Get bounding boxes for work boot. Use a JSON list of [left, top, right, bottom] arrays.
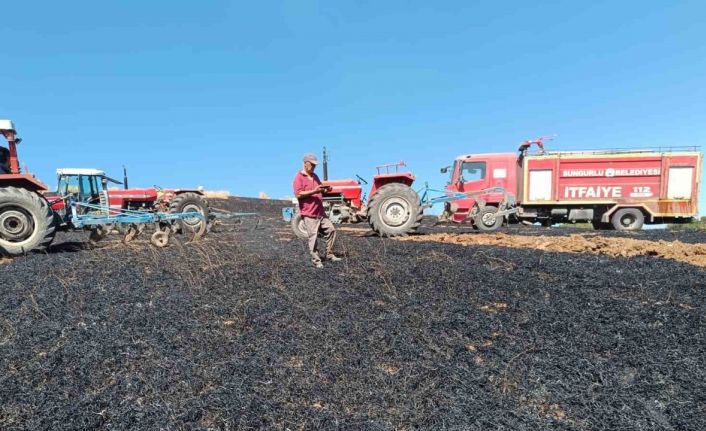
[[326, 254, 342, 262]]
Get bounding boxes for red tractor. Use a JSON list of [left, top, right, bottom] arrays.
[[289, 159, 424, 237], [46, 168, 210, 235], [0, 120, 57, 255]]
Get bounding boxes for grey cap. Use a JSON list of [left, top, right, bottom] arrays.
[[303, 153, 318, 164]]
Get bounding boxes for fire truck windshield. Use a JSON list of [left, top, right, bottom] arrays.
[[461, 161, 486, 183]]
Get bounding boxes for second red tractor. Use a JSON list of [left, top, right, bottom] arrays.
[[290, 160, 424, 238]]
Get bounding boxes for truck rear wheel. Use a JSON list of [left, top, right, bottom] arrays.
[[367, 183, 423, 237], [474, 205, 503, 232], [169, 192, 210, 234], [0, 187, 57, 255], [611, 208, 644, 231]]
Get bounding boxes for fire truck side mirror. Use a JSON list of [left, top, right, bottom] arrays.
[[440, 166, 449, 174]]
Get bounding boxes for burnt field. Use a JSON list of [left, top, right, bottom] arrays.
[[1, 197, 705, 430]]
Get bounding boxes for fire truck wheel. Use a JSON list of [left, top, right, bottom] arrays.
[[611, 208, 644, 231], [291, 212, 311, 239], [169, 192, 210, 234], [367, 183, 423, 237], [474, 205, 503, 232], [0, 187, 57, 256]]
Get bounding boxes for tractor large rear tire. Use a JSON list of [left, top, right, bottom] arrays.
[[367, 183, 423, 237], [0, 187, 57, 256], [169, 192, 210, 234]]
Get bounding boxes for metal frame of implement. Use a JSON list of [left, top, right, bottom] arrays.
[[418, 184, 519, 220], [69, 202, 260, 248], [70, 201, 205, 228], [70, 202, 259, 228]]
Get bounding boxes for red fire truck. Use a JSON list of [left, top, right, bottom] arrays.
[[444, 138, 702, 230]]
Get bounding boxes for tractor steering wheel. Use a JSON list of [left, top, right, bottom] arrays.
[[356, 174, 368, 185]]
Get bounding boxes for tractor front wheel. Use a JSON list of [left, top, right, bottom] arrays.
[[0, 187, 57, 256], [291, 212, 309, 239], [367, 183, 423, 237], [169, 193, 210, 235]]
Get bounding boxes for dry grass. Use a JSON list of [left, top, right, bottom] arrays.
[[203, 190, 230, 199]]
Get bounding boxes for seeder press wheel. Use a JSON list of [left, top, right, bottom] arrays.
[[148, 218, 205, 248], [150, 229, 169, 247]]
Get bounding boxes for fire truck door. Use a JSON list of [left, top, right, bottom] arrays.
[[528, 169, 553, 201], [667, 167, 694, 199]]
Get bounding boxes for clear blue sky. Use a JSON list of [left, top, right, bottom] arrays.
[[2, 1, 705, 211]]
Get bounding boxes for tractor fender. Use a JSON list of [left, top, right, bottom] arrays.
[[172, 189, 205, 195], [0, 174, 49, 192], [369, 172, 415, 199], [163, 189, 205, 202]]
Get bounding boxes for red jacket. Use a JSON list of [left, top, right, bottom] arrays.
[[292, 171, 326, 218]]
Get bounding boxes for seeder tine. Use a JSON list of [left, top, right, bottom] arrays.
[[188, 222, 207, 243], [122, 224, 144, 243], [88, 226, 108, 247]]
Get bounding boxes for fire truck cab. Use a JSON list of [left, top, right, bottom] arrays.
[[444, 153, 518, 224]]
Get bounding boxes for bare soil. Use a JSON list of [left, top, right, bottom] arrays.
[[398, 232, 706, 267]]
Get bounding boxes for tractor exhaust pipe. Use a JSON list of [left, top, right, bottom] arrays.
[[322, 146, 329, 181], [123, 165, 129, 189]]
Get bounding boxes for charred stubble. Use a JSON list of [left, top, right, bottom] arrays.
[[0, 198, 704, 430]]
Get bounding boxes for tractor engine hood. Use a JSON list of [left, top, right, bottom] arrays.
[[107, 188, 159, 200]]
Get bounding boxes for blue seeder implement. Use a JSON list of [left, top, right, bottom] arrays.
[[70, 201, 259, 247], [70, 202, 205, 228]]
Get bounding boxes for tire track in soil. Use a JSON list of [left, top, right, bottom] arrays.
[[397, 232, 706, 267]]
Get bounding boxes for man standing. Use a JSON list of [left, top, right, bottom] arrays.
[[292, 153, 342, 268]]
